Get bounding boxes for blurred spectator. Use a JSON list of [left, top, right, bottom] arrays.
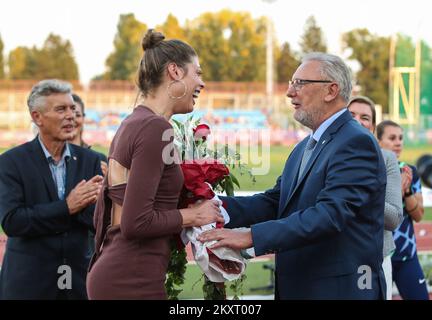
[[348, 96, 403, 300], [377, 120, 429, 300], [71, 93, 108, 257], [70, 93, 107, 177]]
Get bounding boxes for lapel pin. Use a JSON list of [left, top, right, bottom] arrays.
[[322, 140, 326, 144], [73, 156, 77, 161]]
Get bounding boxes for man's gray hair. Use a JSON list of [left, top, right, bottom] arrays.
[[27, 79, 72, 112], [302, 52, 352, 102]]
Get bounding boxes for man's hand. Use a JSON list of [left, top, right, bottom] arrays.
[[197, 228, 253, 250], [66, 175, 103, 215]]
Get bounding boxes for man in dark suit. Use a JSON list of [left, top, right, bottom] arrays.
[[198, 53, 387, 299], [0, 79, 103, 299]]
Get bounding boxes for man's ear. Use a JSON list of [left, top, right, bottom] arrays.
[[167, 62, 184, 80], [324, 83, 340, 102], [31, 110, 43, 127]]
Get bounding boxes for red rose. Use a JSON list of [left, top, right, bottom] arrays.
[[198, 160, 230, 185], [193, 124, 211, 141], [180, 159, 229, 204]]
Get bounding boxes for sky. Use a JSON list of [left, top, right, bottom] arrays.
[[0, 0, 430, 83]]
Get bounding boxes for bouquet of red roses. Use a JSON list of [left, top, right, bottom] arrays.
[[167, 118, 248, 300]]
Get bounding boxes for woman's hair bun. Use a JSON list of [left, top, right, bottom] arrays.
[[142, 29, 165, 50]]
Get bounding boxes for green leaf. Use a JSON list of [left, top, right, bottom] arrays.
[[165, 240, 187, 300], [224, 176, 234, 196], [203, 277, 226, 300], [230, 172, 240, 188]]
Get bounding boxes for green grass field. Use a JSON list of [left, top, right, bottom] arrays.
[[178, 260, 275, 299]]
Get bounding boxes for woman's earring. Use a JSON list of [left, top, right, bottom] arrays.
[[167, 80, 187, 99]]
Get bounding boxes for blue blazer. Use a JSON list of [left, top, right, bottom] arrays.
[[224, 110, 387, 299], [0, 137, 103, 299]]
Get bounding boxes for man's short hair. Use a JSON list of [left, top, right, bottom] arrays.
[[302, 52, 352, 102], [27, 79, 72, 112], [348, 95, 376, 127], [72, 93, 85, 115], [376, 120, 402, 141]]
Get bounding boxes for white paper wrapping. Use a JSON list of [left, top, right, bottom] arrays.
[[180, 194, 247, 282]]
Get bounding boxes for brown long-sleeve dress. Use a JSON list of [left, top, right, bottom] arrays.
[[87, 105, 184, 299]]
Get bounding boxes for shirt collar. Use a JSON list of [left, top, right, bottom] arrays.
[[312, 108, 347, 143], [38, 135, 71, 164]]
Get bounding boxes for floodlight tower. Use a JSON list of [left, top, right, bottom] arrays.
[[262, 0, 276, 112]]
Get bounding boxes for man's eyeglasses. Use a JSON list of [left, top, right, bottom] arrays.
[[288, 79, 333, 91]]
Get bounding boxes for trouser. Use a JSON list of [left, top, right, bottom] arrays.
[[392, 254, 429, 300]]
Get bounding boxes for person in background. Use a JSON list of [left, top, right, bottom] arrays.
[[376, 120, 429, 300], [70, 93, 107, 176], [348, 96, 403, 299], [0, 79, 103, 299], [69, 93, 108, 257]]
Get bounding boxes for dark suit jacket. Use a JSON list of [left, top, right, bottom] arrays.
[[0, 137, 103, 299], [224, 110, 387, 299]]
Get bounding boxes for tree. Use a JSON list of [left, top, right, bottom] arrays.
[[299, 16, 327, 54], [103, 13, 147, 80], [157, 14, 186, 41], [39, 33, 79, 80], [8, 34, 79, 80], [342, 28, 390, 111], [8, 46, 37, 79], [0, 34, 4, 79], [276, 42, 300, 83], [186, 10, 267, 81]]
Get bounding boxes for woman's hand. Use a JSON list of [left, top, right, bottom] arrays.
[[180, 199, 224, 227], [401, 166, 413, 196]]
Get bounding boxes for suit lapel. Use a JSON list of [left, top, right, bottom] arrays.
[[285, 139, 307, 200], [294, 134, 331, 189], [30, 137, 59, 201], [279, 110, 353, 217], [66, 145, 78, 195], [278, 135, 331, 217]]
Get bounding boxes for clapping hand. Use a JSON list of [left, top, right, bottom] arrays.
[[66, 175, 103, 214], [401, 165, 413, 196]]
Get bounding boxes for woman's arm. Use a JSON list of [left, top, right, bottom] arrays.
[[405, 192, 424, 222]]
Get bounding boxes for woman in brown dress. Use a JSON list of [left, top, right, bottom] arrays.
[[86, 29, 224, 299]]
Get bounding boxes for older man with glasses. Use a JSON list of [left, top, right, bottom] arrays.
[[199, 52, 387, 300]]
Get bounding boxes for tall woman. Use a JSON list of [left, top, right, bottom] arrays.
[[377, 120, 429, 300], [87, 29, 223, 299]]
